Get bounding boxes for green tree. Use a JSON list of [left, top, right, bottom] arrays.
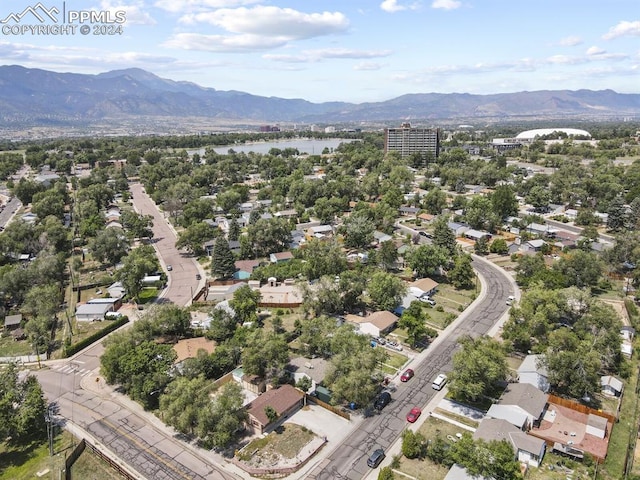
[[198, 381, 247, 449], [473, 236, 489, 255], [490, 185, 519, 220], [211, 236, 236, 279], [401, 429, 425, 459], [206, 307, 238, 342], [89, 227, 130, 266], [121, 210, 154, 239], [449, 253, 475, 289], [607, 195, 628, 232], [406, 244, 449, 278], [432, 216, 457, 256], [398, 301, 434, 347], [422, 188, 448, 215], [340, 210, 375, 249], [489, 238, 509, 254], [448, 335, 508, 402], [115, 245, 157, 301], [160, 376, 212, 435], [264, 405, 279, 424], [378, 240, 398, 271], [176, 221, 219, 256], [378, 467, 395, 480], [229, 284, 261, 325], [241, 330, 289, 382], [367, 271, 406, 311], [301, 239, 347, 280]]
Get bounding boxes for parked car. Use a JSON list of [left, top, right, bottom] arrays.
[[406, 407, 422, 423], [432, 373, 448, 390], [166, 264, 173, 271], [367, 448, 385, 468], [372, 336, 386, 345], [419, 296, 436, 306], [196, 273, 202, 280], [374, 391, 391, 411], [506, 295, 515, 305], [400, 368, 414, 382]]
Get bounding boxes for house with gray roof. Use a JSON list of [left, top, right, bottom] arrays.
[[601, 375, 624, 397], [498, 383, 548, 428], [474, 418, 547, 467], [517, 354, 550, 393]]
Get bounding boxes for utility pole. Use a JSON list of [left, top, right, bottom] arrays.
[[44, 405, 54, 456]]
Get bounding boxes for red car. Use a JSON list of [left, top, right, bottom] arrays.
[[406, 407, 422, 423], [400, 368, 414, 382]]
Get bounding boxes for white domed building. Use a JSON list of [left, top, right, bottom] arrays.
[[515, 128, 591, 142]]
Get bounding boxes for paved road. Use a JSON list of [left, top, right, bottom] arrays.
[[35, 342, 239, 480], [307, 256, 515, 480], [129, 182, 203, 305], [33, 186, 237, 480]]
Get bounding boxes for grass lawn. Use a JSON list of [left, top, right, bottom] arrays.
[[396, 416, 468, 480], [70, 445, 128, 480], [138, 287, 159, 303], [432, 407, 479, 429], [526, 452, 593, 480], [0, 430, 89, 480], [236, 424, 316, 463], [600, 359, 639, 480], [0, 334, 33, 357]]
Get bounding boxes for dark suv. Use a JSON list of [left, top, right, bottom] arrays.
[[367, 448, 385, 468], [374, 391, 391, 411]]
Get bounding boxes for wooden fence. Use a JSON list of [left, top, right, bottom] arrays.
[[547, 394, 617, 423], [306, 395, 351, 420], [65, 439, 138, 480]]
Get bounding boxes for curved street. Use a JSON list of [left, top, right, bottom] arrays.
[[35, 185, 516, 480], [306, 256, 516, 480]]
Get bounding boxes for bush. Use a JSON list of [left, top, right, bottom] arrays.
[[401, 429, 425, 459], [378, 467, 394, 480]]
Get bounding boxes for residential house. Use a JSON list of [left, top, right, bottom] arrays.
[[447, 222, 469, 237], [464, 229, 492, 242], [270, 251, 294, 263], [417, 212, 435, 223], [410, 278, 439, 297], [245, 384, 304, 434], [517, 354, 550, 393], [523, 239, 546, 252], [87, 297, 122, 311], [3, 313, 22, 330], [525, 223, 558, 238], [259, 278, 302, 307], [75, 303, 114, 322], [307, 224, 333, 240], [621, 326, 635, 342], [107, 281, 126, 299], [206, 283, 245, 302], [234, 259, 261, 280], [497, 383, 548, 428], [601, 375, 624, 397], [474, 418, 547, 467], [286, 356, 329, 392], [345, 311, 398, 337], [275, 209, 298, 219], [373, 231, 393, 245], [399, 206, 420, 217]]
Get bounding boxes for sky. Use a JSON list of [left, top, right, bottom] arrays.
[[0, 0, 638, 103]]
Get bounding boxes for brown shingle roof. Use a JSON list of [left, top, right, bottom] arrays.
[[246, 384, 303, 427]]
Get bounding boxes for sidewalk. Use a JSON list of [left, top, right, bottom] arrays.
[[79, 368, 246, 480]]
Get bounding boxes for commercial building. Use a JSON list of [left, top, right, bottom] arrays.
[[384, 123, 440, 159]]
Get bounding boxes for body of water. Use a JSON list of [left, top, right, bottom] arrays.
[[188, 138, 356, 156]]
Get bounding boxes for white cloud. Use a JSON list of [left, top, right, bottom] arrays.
[[354, 62, 383, 71], [263, 48, 391, 63], [380, 0, 421, 13], [179, 6, 349, 39], [380, 0, 406, 13], [98, 0, 156, 25], [586, 46, 606, 56], [558, 35, 582, 47], [431, 0, 461, 10], [153, 0, 259, 14], [545, 55, 586, 65], [162, 32, 288, 52], [602, 20, 640, 40]]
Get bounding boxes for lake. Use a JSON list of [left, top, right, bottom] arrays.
[[188, 138, 357, 156]]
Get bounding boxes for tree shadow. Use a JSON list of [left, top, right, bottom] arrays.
[[0, 439, 45, 476]]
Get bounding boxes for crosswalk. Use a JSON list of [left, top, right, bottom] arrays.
[[52, 363, 94, 377]]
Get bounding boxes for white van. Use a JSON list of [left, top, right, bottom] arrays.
[[105, 312, 123, 320], [432, 373, 448, 390]]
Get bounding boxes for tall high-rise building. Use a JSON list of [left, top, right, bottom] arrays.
[[384, 122, 440, 159]]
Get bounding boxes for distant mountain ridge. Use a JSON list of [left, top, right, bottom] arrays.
[[1, 65, 639, 127]]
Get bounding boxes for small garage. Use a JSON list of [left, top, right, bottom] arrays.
[[586, 413, 608, 439]]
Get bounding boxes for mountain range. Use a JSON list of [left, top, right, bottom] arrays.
[[1, 65, 639, 128]]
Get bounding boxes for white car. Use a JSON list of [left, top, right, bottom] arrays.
[[506, 295, 515, 306], [419, 296, 436, 306]]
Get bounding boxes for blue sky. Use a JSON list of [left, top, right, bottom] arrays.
[[0, 0, 638, 103]]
